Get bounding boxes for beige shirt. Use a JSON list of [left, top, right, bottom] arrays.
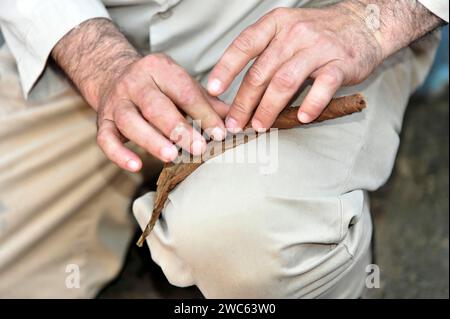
[[0, 0, 448, 100]]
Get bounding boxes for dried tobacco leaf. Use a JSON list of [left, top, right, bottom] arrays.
[[137, 93, 366, 246]]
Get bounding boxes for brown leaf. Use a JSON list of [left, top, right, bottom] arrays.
[[136, 93, 366, 246]]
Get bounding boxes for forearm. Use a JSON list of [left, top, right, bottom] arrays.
[[343, 0, 445, 60], [51, 18, 141, 110]]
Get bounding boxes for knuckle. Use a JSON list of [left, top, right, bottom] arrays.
[[140, 97, 167, 121], [245, 65, 267, 87], [289, 22, 322, 43], [143, 53, 175, 70], [272, 71, 296, 91], [290, 22, 308, 36], [96, 130, 108, 147], [315, 36, 335, 52], [232, 99, 251, 116], [115, 82, 128, 96], [202, 113, 221, 128], [233, 32, 254, 55], [153, 52, 168, 59], [120, 74, 138, 93], [320, 72, 340, 88], [271, 7, 288, 18], [140, 104, 156, 121], [256, 104, 274, 121], [177, 81, 198, 106], [306, 95, 327, 113], [114, 107, 132, 128], [329, 64, 345, 77], [133, 89, 148, 105], [120, 74, 132, 88], [215, 61, 233, 77], [142, 55, 157, 68], [143, 53, 164, 66]]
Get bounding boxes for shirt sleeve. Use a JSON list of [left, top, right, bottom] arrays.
[[0, 0, 110, 98], [418, 0, 449, 23]]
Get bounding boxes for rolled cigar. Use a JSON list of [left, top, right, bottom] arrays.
[[271, 93, 366, 128], [136, 93, 366, 247]]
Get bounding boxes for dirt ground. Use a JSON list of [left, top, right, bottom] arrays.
[[98, 90, 449, 299]]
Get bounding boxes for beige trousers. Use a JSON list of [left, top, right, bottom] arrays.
[[133, 41, 438, 298], [0, 29, 439, 298]]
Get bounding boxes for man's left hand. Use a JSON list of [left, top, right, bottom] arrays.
[[207, 3, 382, 131]]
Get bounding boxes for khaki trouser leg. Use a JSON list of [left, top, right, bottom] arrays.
[[0, 46, 142, 298], [134, 39, 439, 298]]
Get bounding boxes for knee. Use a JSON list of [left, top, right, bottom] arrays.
[[163, 183, 369, 297], [163, 181, 278, 297], [134, 157, 370, 298]]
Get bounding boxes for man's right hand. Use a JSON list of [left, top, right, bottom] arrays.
[[52, 19, 227, 172], [96, 53, 228, 171]]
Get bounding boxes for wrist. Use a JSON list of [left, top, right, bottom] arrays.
[[84, 51, 141, 110], [335, 1, 384, 63], [52, 18, 141, 110], [342, 0, 444, 61]]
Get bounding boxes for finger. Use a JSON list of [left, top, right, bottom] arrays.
[[113, 100, 179, 162], [251, 50, 322, 130], [207, 15, 277, 96], [96, 119, 143, 172], [132, 87, 207, 155], [298, 65, 344, 123], [203, 91, 230, 119], [225, 40, 296, 132], [152, 60, 226, 141]]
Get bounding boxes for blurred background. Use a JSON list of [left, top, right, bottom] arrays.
[[0, 25, 448, 299]]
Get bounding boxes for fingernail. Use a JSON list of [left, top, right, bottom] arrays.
[[170, 123, 188, 142], [225, 116, 241, 133], [208, 79, 222, 95], [210, 126, 226, 141], [127, 159, 140, 171], [160, 145, 178, 161], [252, 119, 267, 133], [191, 140, 206, 156], [298, 111, 312, 123]]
